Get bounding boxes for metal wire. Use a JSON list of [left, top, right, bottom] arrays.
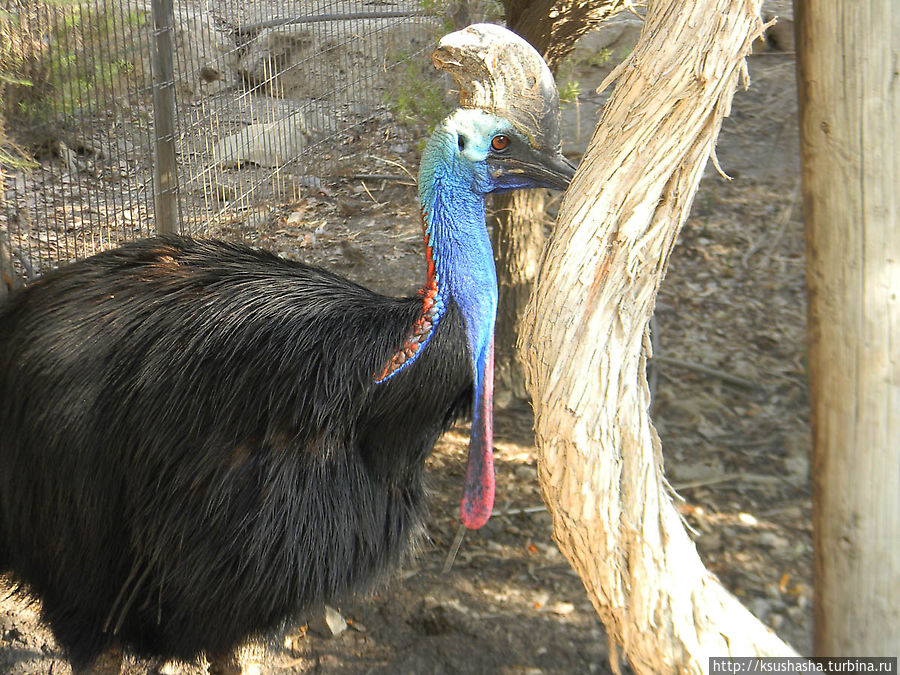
[[1, 0, 497, 284]]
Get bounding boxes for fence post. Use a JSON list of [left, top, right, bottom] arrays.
[[150, 0, 179, 234]]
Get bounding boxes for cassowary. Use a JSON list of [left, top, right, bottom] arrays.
[[0, 25, 573, 674]]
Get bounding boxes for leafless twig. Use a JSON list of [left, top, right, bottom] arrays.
[[237, 10, 437, 36], [653, 354, 758, 390], [441, 524, 467, 574]]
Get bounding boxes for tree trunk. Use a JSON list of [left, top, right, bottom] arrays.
[[492, 0, 624, 403], [795, 0, 900, 656], [520, 0, 798, 671], [492, 190, 548, 404], [503, 0, 625, 65]]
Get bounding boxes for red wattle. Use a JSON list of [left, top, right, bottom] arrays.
[[460, 338, 495, 529]]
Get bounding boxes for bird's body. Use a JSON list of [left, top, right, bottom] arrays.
[[0, 107, 573, 669], [0, 236, 472, 664]]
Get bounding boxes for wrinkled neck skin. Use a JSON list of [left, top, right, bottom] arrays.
[[376, 122, 496, 529]]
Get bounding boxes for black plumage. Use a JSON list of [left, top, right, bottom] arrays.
[[0, 236, 472, 666]]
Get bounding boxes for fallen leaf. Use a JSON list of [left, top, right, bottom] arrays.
[[778, 572, 790, 593]]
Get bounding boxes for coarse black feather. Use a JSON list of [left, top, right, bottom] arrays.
[[0, 235, 473, 665]]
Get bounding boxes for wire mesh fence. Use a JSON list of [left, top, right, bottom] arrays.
[[1, 0, 158, 285], [0, 0, 498, 291]]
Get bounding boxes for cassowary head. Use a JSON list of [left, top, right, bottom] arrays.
[[421, 108, 574, 196], [424, 21, 575, 201], [432, 22, 571, 172]]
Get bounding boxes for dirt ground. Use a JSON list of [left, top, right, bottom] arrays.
[[0, 12, 811, 675]]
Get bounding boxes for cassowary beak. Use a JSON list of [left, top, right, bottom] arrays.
[[542, 153, 578, 190], [508, 151, 577, 191]]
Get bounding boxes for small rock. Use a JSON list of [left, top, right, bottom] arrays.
[[787, 605, 806, 622], [697, 531, 722, 552], [730, 358, 760, 382], [738, 512, 759, 526], [530, 510, 553, 526], [324, 605, 347, 637], [749, 597, 770, 621], [286, 211, 305, 226], [784, 453, 808, 481], [412, 598, 473, 636], [672, 460, 722, 484], [758, 531, 790, 549], [308, 604, 347, 638], [212, 113, 309, 169], [400, 568, 420, 581], [767, 595, 786, 610], [514, 464, 537, 480]]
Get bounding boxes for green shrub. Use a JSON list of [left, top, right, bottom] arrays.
[[384, 51, 450, 134], [1, 1, 147, 152]]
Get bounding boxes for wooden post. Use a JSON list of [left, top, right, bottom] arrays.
[[795, 0, 900, 656], [150, 0, 178, 234], [0, 234, 23, 300]]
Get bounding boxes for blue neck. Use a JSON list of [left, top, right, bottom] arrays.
[[418, 136, 498, 379], [370, 113, 501, 528], [418, 126, 497, 529], [372, 124, 498, 384]]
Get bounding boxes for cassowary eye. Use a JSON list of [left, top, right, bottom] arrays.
[[458, 135, 466, 151], [491, 135, 511, 152]]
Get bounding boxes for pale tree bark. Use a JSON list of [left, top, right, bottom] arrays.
[[519, 0, 798, 671], [492, 0, 624, 403], [503, 0, 627, 65], [795, 1, 900, 657]]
